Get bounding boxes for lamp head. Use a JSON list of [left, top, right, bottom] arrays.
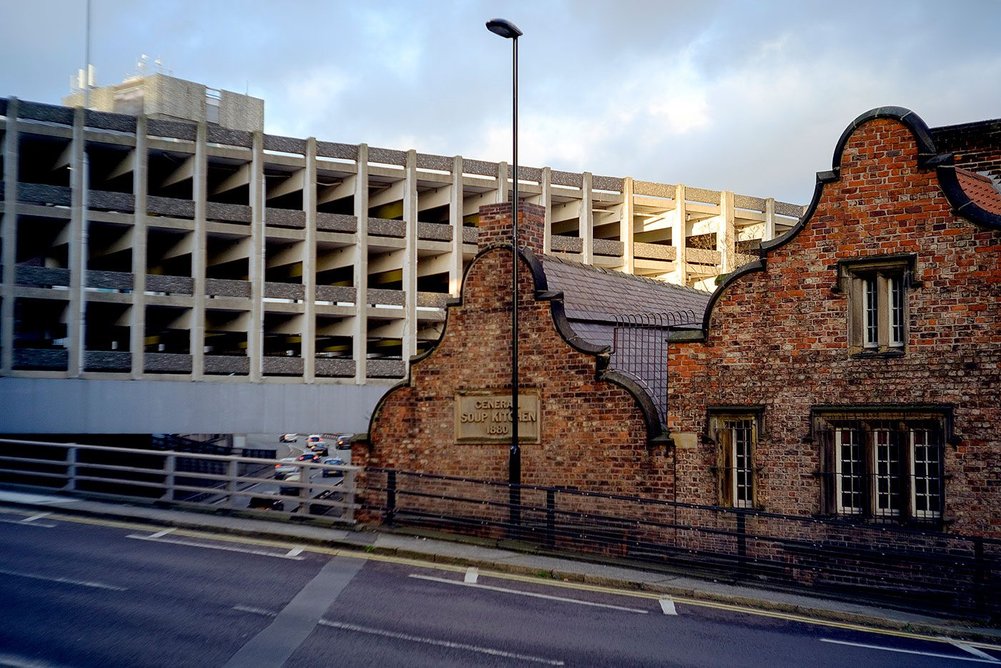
[[486, 18, 523, 39]]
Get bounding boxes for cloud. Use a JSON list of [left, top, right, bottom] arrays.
[[268, 66, 354, 139]]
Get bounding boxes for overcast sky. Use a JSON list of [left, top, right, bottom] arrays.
[[2, 0, 1000, 205]]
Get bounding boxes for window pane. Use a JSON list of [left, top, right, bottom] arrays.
[[864, 278, 878, 348], [889, 276, 904, 347], [730, 419, 754, 508], [836, 429, 863, 515], [911, 429, 942, 518], [873, 428, 902, 517]]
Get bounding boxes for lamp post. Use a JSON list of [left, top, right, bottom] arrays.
[[486, 17, 523, 531]]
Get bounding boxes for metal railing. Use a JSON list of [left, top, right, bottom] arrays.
[[3, 437, 997, 619], [367, 467, 1001, 620], [0, 438, 359, 524]]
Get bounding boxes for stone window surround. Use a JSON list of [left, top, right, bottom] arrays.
[[706, 406, 763, 509], [836, 253, 917, 357], [811, 405, 952, 526]]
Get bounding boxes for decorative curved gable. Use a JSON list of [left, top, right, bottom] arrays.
[[688, 106, 1001, 341], [368, 242, 669, 446]]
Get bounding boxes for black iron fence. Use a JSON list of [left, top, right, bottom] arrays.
[[365, 467, 1001, 620]]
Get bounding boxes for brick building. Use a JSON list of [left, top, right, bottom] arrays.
[[357, 202, 709, 499], [667, 107, 1001, 539]]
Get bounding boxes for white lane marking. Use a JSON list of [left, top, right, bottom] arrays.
[[464, 567, 479, 584], [821, 639, 1000, 664], [125, 534, 304, 560], [286, 546, 304, 558], [0, 567, 127, 591], [951, 641, 1001, 663], [0, 517, 57, 528], [148, 528, 176, 539], [233, 605, 278, 617], [659, 597, 678, 615], [21, 512, 52, 523], [409, 574, 648, 614], [318, 619, 564, 666], [0, 652, 66, 668]]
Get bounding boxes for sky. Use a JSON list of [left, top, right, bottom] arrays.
[[2, 0, 1000, 206]]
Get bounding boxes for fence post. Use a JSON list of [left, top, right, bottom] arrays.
[[344, 468, 357, 524], [63, 445, 77, 492], [162, 453, 176, 502], [226, 457, 239, 510], [386, 469, 397, 526], [736, 510, 747, 574], [546, 489, 556, 549]]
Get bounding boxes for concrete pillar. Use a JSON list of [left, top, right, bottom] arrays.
[[402, 149, 418, 362], [580, 172, 594, 265], [130, 115, 149, 378], [620, 177, 635, 274], [248, 131, 265, 382], [68, 108, 88, 377], [1, 98, 18, 374], [718, 190, 735, 273], [496, 161, 508, 204], [764, 197, 776, 242], [541, 167, 552, 255], [191, 122, 208, 379], [672, 184, 688, 286], [448, 155, 464, 297], [352, 144, 370, 384], [303, 137, 318, 381]]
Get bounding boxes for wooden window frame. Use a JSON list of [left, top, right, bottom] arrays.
[[814, 406, 948, 526], [837, 254, 916, 357], [708, 408, 762, 509]]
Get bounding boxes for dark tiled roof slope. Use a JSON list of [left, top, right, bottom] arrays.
[[540, 255, 711, 324]]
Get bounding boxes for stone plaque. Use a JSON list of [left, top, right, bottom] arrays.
[[455, 392, 540, 443]]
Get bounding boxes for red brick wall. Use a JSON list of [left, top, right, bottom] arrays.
[[360, 207, 673, 502], [668, 115, 1001, 538]]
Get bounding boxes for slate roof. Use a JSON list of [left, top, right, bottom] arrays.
[[540, 255, 711, 325], [957, 168, 1001, 215], [539, 256, 712, 427]]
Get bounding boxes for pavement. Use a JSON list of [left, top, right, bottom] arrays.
[[3, 488, 1000, 646]]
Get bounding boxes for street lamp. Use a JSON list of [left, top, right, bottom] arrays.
[[486, 17, 523, 531]]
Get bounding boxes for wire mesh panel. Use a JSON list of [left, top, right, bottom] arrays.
[[611, 310, 699, 426]]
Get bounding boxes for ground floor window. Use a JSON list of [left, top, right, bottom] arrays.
[[815, 408, 947, 524], [709, 410, 760, 508]]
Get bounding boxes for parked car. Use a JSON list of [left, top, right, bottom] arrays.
[[274, 457, 298, 480], [321, 457, 344, 478], [280, 433, 298, 443]]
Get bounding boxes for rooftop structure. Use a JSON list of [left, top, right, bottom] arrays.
[[64, 72, 263, 132]]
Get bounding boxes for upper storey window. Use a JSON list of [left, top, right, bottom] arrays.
[[839, 255, 916, 356]]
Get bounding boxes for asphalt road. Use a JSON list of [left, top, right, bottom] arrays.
[[1, 510, 998, 667]]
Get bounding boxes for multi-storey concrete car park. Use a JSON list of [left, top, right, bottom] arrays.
[[0, 74, 801, 434]]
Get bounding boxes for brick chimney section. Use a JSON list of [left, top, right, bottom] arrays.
[[477, 202, 545, 255]]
